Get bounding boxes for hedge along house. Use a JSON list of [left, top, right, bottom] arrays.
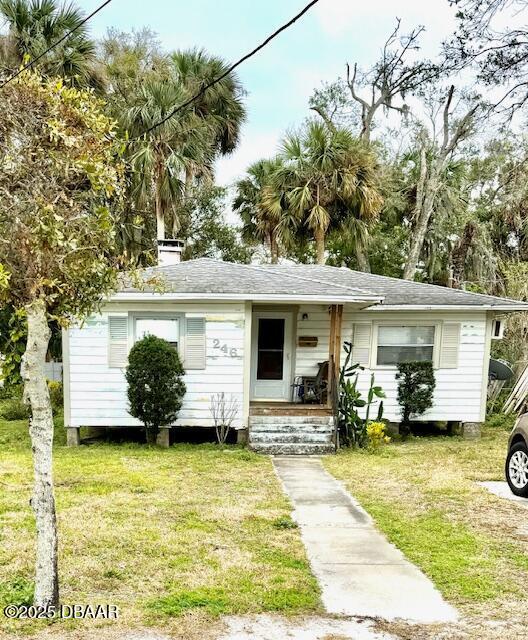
[[63, 246, 528, 453]]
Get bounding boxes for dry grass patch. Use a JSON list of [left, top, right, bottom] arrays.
[[324, 423, 528, 634], [0, 419, 320, 637]]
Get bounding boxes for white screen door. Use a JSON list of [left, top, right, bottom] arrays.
[[250, 312, 292, 400]]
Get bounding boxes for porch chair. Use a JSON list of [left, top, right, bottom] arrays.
[[291, 360, 328, 404]]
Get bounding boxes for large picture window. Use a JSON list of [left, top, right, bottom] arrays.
[[135, 317, 180, 350], [376, 325, 435, 366]]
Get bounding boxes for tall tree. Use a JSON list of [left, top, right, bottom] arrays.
[[123, 76, 212, 243], [116, 46, 246, 248], [234, 158, 288, 263], [448, 0, 528, 117], [0, 71, 124, 606], [171, 48, 246, 164], [0, 0, 101, 87], [272, 121, 383, 265], [179, 186, 253, 263], [402, 86, 479, 280], [310, 20, 441, 142]]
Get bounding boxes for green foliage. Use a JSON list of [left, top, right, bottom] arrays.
[[235, 122, 384, 265], [0, 0, 99, 88], [179, 187, 253, 263], [0, 306, 26, 386], [272, 515, 298, 530], [0, 576, 34, 607], [338, 341, 385, 448], [147, 586, 230, 617], [126, 335, 186, 444], [0, 396, 29, 421], [47, 380, 63, 413], [0, 71, 125, 318], [396, 361, 436, 435], [485, 412, 516, 431]]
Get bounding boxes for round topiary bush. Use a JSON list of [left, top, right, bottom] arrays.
[[125, 335, 186, 445]]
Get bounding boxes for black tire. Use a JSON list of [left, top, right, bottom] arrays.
[[505, 442, 528, 498]]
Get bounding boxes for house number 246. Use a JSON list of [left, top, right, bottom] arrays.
[[213, 339, 239, 358]]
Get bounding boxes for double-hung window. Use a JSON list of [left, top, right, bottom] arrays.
[[376, 325, 435, 366]]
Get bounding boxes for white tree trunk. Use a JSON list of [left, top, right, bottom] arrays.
[[403, 156, 442, 281], [21, 300, 59, 607]]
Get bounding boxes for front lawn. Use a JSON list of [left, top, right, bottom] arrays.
[[324, 422, 528, 629], [0, 419, 320, 638]]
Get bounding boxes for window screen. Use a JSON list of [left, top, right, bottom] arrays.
[[377, 325, 435, 366]]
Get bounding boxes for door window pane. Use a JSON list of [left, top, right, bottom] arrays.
[[257, 318, 285, 380], [377, 325, 435, 365], [136, 318, 179, 349]]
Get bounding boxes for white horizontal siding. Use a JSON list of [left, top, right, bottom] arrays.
[[67, 303, 245, 428], [295, 305, 335, 377], [292, 306, 489, 423], [344, 311, 489, 422]]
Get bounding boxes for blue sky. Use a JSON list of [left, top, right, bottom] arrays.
[[81, 0, 459, 185]]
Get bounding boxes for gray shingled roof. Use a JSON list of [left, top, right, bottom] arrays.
[[259, 264, 528, 309], [118, 258, 381, 302], [116, 258, 528, 309]]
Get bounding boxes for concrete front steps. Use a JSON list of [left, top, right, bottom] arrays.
[[249, 415, 335, 455]]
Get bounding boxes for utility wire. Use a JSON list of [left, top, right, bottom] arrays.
[[131, 0, 321, 140], [0, 0, 113, 89]]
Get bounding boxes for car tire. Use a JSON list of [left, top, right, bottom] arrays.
[[506, 442, 528, 497]]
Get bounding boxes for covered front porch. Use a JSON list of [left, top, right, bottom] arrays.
[[246, 303, 345, 408], [245, 302, 346, 454]]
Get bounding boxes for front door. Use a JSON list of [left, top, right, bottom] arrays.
[[250, 312, 293, 401]]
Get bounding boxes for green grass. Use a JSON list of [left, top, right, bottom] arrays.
[[0, 418, 320, 637], [324, 422, 528, 620]]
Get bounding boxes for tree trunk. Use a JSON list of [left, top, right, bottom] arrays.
[[449, 221, 478, 289], [146, 427, 158, 446], [403, 144, 429, 281], [155, 157, 165, 242], [403, 153, 442, 281], [355, 246, 371, 273], [314, 227, 326, 265], [270, 234, 279, 264], [21, 300, 59, 607]]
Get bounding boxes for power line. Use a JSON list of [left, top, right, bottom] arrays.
[[0, 0, 113, 90], [131, 0, 321, 140]]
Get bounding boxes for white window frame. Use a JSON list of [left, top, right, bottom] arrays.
[[371, 321, 441, 370], [131, 312, 185, 358]]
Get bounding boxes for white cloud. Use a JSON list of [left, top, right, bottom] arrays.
[[314, 0, 457, 47], [215, 130, 281, 188]]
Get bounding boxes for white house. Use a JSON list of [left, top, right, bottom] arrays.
[[63, 246, 528, 453]]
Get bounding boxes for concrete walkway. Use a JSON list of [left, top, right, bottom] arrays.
[[273, 456, 458, 624], [478, 481, 528, 508]]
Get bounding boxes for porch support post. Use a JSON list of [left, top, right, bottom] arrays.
[[242, 301, 252, 430], [327, 304, 343, 407]]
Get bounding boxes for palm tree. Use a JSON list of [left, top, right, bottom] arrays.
[[170, 49, 246, 195], [124, 78, 214, 242], [0, 0, 100, 87], [274, 121, 383, 265], [234, 158, 289, 264], [119, 49, 246, 246]]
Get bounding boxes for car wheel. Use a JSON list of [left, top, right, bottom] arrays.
[[506, 442, 528, 497]]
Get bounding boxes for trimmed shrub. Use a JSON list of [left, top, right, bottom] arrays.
[[126, 335, 186, 445], [396, 361, 436, 437]]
